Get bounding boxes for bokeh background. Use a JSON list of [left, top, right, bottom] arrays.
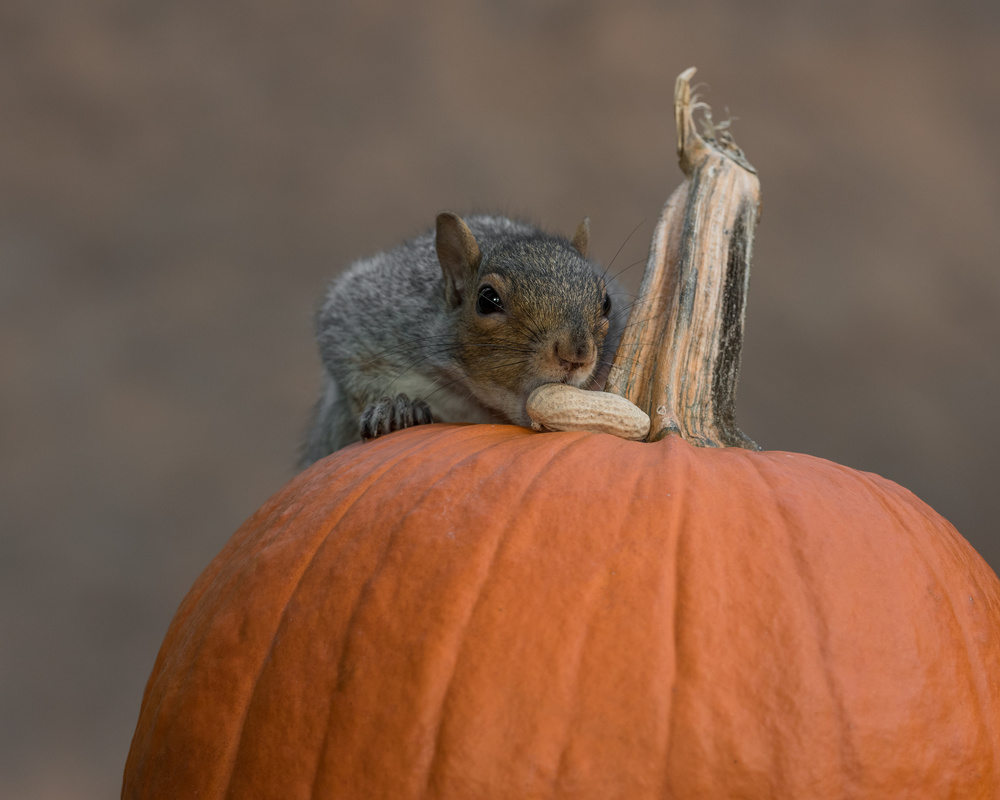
[[2, 0, 998, 796]]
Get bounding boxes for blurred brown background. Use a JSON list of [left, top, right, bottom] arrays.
[[1, 0, 997, 797]]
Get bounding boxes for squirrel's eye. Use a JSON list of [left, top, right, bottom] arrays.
[[476, 285, 504, 315], [602, 293, 612, 317]]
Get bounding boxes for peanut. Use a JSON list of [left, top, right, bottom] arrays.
[[526, 384, 650, 440]]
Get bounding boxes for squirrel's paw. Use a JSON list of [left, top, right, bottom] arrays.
[[360, 393, 434, 441]]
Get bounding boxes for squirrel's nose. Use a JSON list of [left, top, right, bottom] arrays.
[[554, 334, 596, 371]]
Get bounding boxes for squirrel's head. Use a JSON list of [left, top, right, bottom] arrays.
[[436, 211, 626, 426]]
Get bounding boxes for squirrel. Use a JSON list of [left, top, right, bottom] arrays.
[[300, 212, 627, 464]]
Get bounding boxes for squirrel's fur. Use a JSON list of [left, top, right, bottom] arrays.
[[301, 213, 626, 464]]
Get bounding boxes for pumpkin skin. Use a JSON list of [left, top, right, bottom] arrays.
[[123, 424, 1000, 799]]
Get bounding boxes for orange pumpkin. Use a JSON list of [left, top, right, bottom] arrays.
[[123, 70, 1000, 798], [123, 423, 1000, 799]]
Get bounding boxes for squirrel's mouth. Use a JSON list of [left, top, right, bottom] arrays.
[[478, 364, 600, 428], [562, 364, 598, 389]]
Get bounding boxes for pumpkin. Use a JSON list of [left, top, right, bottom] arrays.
[[123, 70, 1000, 798], [123, 424, 1000, 798]]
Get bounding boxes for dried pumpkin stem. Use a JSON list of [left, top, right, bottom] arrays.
[[606, 67, 761, 450]]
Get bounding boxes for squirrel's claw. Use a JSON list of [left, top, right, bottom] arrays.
[[360, 394, 434, 441]]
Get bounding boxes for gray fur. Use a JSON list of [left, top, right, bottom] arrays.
[[301, 214, 626, 465]]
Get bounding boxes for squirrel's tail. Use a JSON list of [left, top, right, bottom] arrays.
[[299, 374, 358, 467]]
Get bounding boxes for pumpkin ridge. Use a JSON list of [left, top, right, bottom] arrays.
[[299, 428, 515, 799], [856, 466, 999, 590], [576, 435, 683, 798], [530, 433, 652, 795], [128, 498, 325, 800], [418, 430, 596, 797], [549, 567, 612, 794], [661, 444, 871, 795], [662, 439, 748, 794], [212, 427, 455, 799], [840, 465, 1000, 787], [651, 439, 688, 799], [216, 542, 317, 800], [296, 426, 566, 797], [755, 456, 861, 793], [124, 477, 329, 796]]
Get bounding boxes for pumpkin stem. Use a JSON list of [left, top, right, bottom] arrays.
[[606, 67, 761, 450]]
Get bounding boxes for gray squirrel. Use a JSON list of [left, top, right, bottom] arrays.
[[301, 212, 627, 464]]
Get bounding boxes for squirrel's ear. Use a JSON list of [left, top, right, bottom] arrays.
[[436, 212, 481, 309], [571, 217, 590, 258]]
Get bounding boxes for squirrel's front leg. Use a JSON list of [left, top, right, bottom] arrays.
[[359, 393, 434, 441]]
